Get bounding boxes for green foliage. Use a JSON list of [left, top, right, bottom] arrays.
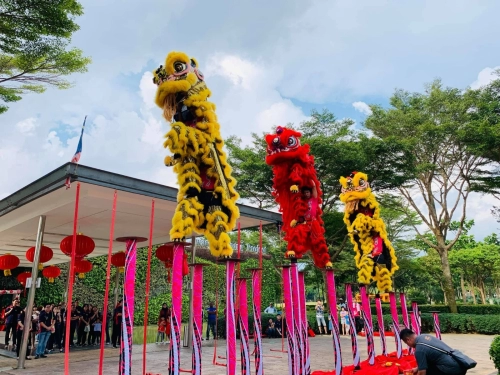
[[489, 336, 500, 373], [0, 0, 91, 112]]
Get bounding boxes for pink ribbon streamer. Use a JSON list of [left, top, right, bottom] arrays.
[[345, 284, 361, 368], [298, 272, 311, 375], [411, 302, 421, 335], [290, 262, 304, 374], [238, 279, 251, 373], [120, 239, 137, 375], [250, 269, 263, 375], [389, 292, 402, 359], [432, 312, 441, 340], [375, 296, 388, 356], [399, 293, 410, 329], [359, 286, 375, 365], [192, 264, 204, 375], [168, 243, 184, 374], [325, 270, 342, 375], [282, 266, 296, 375], [225, 260, 237, 375]]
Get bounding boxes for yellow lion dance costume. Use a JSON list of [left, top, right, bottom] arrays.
[[339, 171, 398, 291], [153, 51, 239, 258]]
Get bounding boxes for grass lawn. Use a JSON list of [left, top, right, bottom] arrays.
[[132, 323, 209, 345]]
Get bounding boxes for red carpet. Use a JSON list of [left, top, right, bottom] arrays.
[[311, 351, 417, 375]]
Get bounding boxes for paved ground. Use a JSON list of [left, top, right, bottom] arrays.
[[0, 333, 494, 374]]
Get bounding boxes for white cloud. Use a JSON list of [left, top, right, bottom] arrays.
[[470, 66, 500, 89], [352, 101, 373, 116], [15, 117, 38, 135]]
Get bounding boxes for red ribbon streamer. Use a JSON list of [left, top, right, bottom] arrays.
[[143, 200, 155, 374], [225, 260, 237, 374], [282, 266, 296, 375], [325, 270, 342, 375], [238, 279, 250, 373], [192, 265, 204, 374], [375, 296, 388, 356], [345, 284, 361, 368], [251, 269, 264, 375], [64, 183, 80, 374], [99, 190, 117, 375], [359, 286, 375, 365], [168, 243, 184, 373]]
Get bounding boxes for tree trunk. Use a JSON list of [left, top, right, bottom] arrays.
[[438, 249, 458, 313], [440, 282, 448, 304], [469, 281, 477, 304], [460, 274, 467, 303], [479, 280, 487, 304]]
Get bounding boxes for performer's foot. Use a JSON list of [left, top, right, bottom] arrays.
[[285, 251, 296, 259], [325, 262, 333, 269], [173, 237, 186, 243]]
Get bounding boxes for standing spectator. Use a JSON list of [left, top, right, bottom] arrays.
[[52, 306, 63, 352], [340, 307, 348, 335], [315, 300, 327, 334], [68, 303, 80, 347], [15, 307, 31, 360], [400, 328, 471, 375], [206, 302, 217, 340], [264, 303, 277, 314], [88, 306, 98, 345], [93, 315, 102, 345], [35, 304, 54, 359], [156, 317, 167, 344], [77, 304, 90, 346], [112, 300, 123, 348], [105, 308, 112, 345], [4, 299, 21, 349]]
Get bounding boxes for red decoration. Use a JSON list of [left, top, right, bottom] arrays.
[[42, 265, 61, 283], [60, 233, 95, 259], [155, 243, 189, 282], [17, 271, 31, 286], [74, 259, 93, 279], [183, 253, 189, 277], [0, 254, 20, 276], [111, 251, 126, 273], [26, 245, 53, 270]]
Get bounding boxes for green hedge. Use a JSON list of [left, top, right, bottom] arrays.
[[490, 336, 500, 373], [370, 304, 500, 316]]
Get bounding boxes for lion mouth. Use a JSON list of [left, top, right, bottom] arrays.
[[266, 147, 292, 155]]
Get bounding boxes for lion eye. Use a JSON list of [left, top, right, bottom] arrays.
[[359, 178, 365, 185], [287, 137, 297, 147], [174, 62, 186, 73], [190, 59, 196, 68]]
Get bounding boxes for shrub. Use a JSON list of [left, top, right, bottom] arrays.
[[490, 336, 500, 373]]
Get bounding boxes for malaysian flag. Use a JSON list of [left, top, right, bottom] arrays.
[[65, 116, 87, 189]]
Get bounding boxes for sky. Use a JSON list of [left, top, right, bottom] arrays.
[[1, 0, 499, 240]]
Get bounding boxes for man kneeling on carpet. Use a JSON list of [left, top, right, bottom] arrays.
[[400, 329, 475, 375]]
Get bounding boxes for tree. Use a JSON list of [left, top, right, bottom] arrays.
[[0, 0, 91, 113], [365, 80, 499, 313]]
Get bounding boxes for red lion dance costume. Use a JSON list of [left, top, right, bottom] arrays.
[[265, 126, 332, 268]]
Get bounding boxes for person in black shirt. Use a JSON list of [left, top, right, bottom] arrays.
[[111, 300, 122, 348], [35, 304, 54, 359], [68, 304, 80, 347], [77, 304, 90, 346], [274, 314, 283, 338], [5, 299, 21, 348], [15, 308, 31, 360]]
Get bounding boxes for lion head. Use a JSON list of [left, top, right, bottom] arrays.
[[264, 126, 309, 165], [153, 51, 207, 121], [339, 171, 371, 205]]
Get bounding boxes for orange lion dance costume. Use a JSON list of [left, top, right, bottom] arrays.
[[265, 126, 332, 268]]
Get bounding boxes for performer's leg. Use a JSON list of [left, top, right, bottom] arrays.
[[309, 221, 333, 268], [205, 208, 232, 257], [375, 265, 392, 292]]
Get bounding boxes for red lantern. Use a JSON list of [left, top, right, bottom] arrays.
[[111, 251, 126, 273], [60, 233, 95, 259], [42, 265, 61, 283], [17, 271, 32, 286], [74, 259, 93, 279], [26, 245, 53, 270], [0, 254, 20, 276], [156, 244, 174, 282]]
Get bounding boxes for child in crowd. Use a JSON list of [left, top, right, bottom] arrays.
[[93, 317, 102, 345], [157, 317, 167, 344]]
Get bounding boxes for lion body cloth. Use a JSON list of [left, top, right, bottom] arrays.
[[339, 172, 398, 291], [153, 51, 239, 258], [265, 126, 332, 268]]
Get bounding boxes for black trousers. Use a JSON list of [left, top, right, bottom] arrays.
[[69, 324, 77, 346], [106, 324, 110, 343], [5, 323, 17, 346], [112, 324, 121, 347], [15, 330, 31, 358]]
